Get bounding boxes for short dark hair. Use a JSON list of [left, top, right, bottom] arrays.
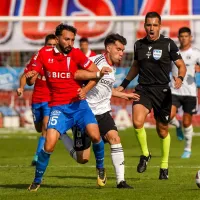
[[178, 27, 191, 35], [55, 23, 77, 36], [104, 33, 127, 47], [79, 37, 89, 43], [145, 12, 161, 24], [45, 34, 56, 45]]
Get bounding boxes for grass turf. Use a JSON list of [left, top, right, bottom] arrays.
[[0, 127, 200, 200]]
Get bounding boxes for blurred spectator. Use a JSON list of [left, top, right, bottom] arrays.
[[79, 37, 96, 57]]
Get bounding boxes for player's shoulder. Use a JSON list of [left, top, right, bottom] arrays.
[[71, 47, 83, 54], [191, 46, 200, 53], [90, 54, 107, 65], [39, 46, 54, 53]]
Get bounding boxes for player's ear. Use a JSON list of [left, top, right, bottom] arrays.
[[106, 44, 111, 53]]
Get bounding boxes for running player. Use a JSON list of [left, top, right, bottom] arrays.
[[116, 12, 186, 179], [61, 33, 140, 189], [17, 34, 57, 165], [170, 27, 200, 158], [27, 24, 111, 191]]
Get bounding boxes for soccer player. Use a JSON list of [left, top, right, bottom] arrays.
[[169, 27, 200, 158], [17, 34, 57, 165], [61, 33, 140, 189], [116, 12, 186, 179], [27, 24, 111, 191], [79, 37, 96, 57]]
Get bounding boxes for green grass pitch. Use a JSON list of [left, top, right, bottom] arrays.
[[0, 127, 200, 200]]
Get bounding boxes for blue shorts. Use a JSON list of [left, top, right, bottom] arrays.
[[32, 102, 51, 123], [47, 100, 97, 134]]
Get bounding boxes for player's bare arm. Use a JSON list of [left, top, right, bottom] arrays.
[[74, 62, 112, 80], [112, 88, 140, 101], [173, 59, 187, 89], [116, 60, 139, 91], [26, 73, 38, 86], [16, 73, 27, 96]]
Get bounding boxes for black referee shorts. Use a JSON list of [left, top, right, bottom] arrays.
[[133, 84, 172, 124], [73, 111, 118, 151]]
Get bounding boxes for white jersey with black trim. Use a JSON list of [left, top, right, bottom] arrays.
[[170, 47, 200, 97], [86, 54, 115, 115]]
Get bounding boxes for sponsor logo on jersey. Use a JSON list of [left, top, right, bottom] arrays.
[[153, 49, 162, 60], [46, 71, 71, 79], [100, 78, 113, 88], [83, 59, 91, 68], [48, 58, 54, 63], [51, 110, 61, 115], [45, 48, 53, 51]]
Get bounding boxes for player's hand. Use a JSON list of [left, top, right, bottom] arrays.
[[115, 86, 124, 92], [100, 67, 112, 77], [16, 88, 24, 97], [77, 88, 86, 100], [25, 70, 38, 78], [125, 93, 140, 101], [173, 76, 183, 89]]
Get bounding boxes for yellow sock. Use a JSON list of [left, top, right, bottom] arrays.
[[160, 133, 171, 169], [135, 127, 149, 157]]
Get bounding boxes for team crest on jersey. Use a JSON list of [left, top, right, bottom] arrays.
[[153, 49, 162, 60]]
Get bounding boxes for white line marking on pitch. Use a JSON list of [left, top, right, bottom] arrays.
[[0, 165, 199, 169]]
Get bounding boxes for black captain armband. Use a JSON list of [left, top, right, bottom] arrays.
[[120, 79, 130, 89], [178, 76, 184, 81]]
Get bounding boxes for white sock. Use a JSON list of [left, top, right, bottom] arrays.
[[170, 117, 180, 128], [111, 143, 125, 184], [60, 134, 77, 161], [183, 125, 193, 152]]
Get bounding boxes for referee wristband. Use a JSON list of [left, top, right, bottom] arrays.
[[120, 78, 130, 89], [96, 71, 100, 78], [178, 76, 184, 81]]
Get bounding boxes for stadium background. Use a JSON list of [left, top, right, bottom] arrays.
[[0, 0, 200, 129]]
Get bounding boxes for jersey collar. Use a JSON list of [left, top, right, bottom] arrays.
[[53, 46, 68, 56]]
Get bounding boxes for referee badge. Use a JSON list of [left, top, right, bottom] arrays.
[[153, 49, 162, 60]]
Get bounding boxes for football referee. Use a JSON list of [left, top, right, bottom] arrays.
[[117, 11, 186, 179]]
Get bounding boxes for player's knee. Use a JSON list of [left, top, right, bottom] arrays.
[[183, 121, 191, 128], [133, 120, 143, 129], [44, 144, 54, 153], [35, 125, 42, 133], [77, 158, 89, 164], [106, 134, 121, 144], [90, 134, 101, 143], [157, 130, 168, 139]]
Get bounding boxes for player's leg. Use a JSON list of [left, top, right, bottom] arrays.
[[101, 112, 132, 189], [28, 128, 60, 192], [154, 86, 172, 180], [28, 106, 71, 191], [31, 102, 50, 166], [132, 86, 151, 173], [61, 126, 91, 163], [181, 113, 193, 158], [31, 103, 43, 165], [169, 95, 183, 140], [181, 96, 197, 158], [156, 121, 170, 180], [78, 100, 106, 186], [95, 112, 132, 188]]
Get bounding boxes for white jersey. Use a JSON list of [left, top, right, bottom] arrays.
[[86, 54, 116, 115], [170, 47, 200, 97]]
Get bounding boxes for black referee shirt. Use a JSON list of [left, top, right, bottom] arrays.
[[134, 34, 182, 85]]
